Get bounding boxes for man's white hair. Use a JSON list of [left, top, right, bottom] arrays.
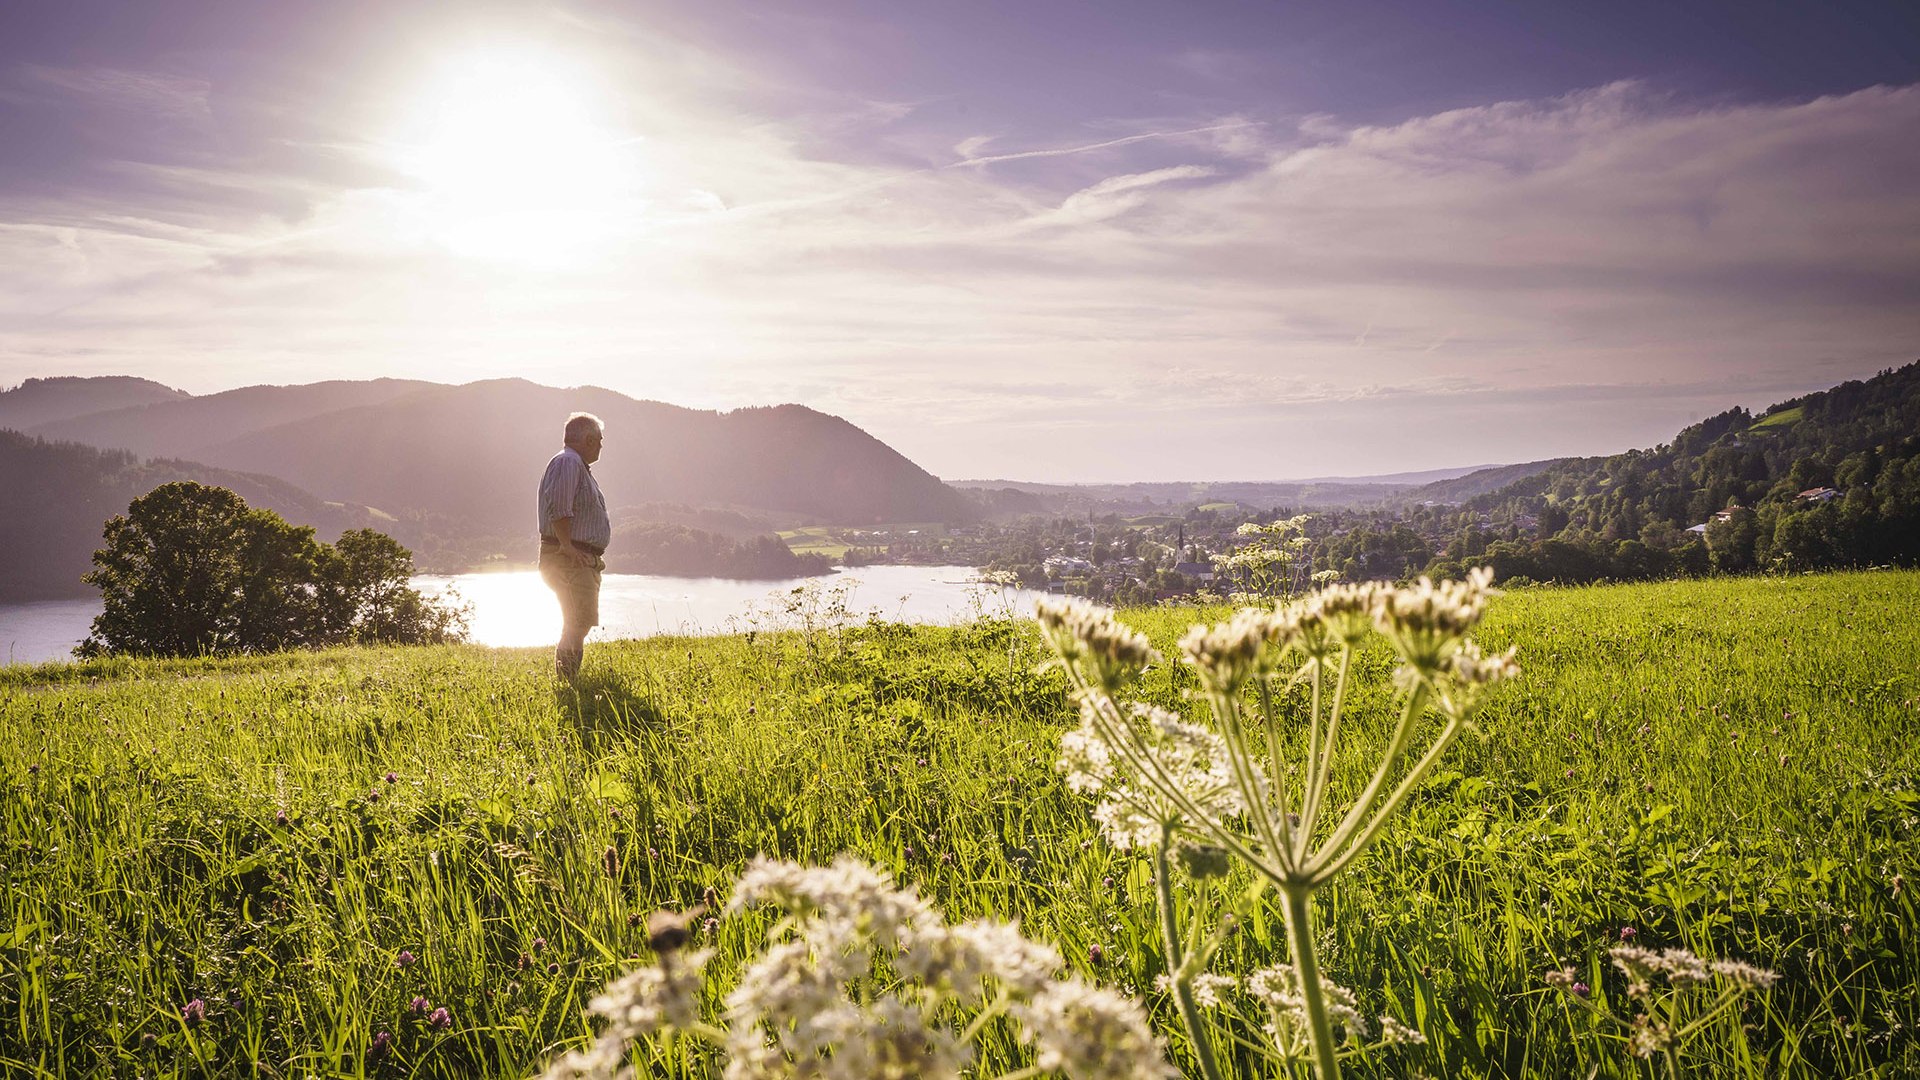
[[564, 412, 604, 445]]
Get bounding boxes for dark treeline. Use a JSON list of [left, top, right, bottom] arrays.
[[0, 430, 385, 602], [967, 361, 1920, 594], [1422, 361, 1920, 583]]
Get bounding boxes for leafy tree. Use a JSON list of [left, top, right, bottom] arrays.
[[1705, 508, 1759, 573], [80, 481, 465, 657], [323, 529, 469, 645], [81, 482, 254, 656]]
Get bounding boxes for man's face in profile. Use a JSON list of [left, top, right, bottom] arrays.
[[576, 430, 603, 465]]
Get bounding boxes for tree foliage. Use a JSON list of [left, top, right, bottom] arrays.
[[80, 481, 467, 657]]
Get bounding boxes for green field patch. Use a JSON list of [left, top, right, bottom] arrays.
[[4, 571, 1917, 1077], [1752, 405, 1805, 430]]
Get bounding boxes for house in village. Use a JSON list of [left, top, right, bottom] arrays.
[[1686, 505, 1746, 536]]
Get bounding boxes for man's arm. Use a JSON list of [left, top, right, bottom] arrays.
[[551, 515, 594, 566]]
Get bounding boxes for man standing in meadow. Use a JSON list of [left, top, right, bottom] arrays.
[[538, 412, 611, 680]]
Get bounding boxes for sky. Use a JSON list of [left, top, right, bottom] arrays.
[[1, 0, 1916, 482]]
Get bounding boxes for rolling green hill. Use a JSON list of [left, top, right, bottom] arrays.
[[1434, 360, 1920, 580]]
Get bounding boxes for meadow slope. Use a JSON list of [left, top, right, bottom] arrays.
[[2, 572, 1916, 1078]]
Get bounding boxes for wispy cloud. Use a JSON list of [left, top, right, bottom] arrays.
[[1018, 165, 1217, 229], [948, 120, 1265, 167], [17, 64, 211, 120]]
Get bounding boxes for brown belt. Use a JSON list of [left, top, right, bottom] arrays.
[[540, 538, 604, 556]]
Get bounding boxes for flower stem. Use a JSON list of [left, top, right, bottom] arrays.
[[1156, 836, 1230, 1080], [1299, 660, 1323, 858], [1282, 884, 1342, 1080], [1073, 676, 1273, 874], [1310, 718, 1462, 885], [1215, 689, 1292, 865], [1309, 683, 1428, 877], [1301, 648, 1352, 840]]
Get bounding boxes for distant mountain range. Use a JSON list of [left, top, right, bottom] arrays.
[[17, 377, 972, 528], [11, 362, 1908, 602], [0, 375, 976, 598], [0, 374, 1576, 601]]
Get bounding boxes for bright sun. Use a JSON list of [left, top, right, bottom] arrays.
[[392, 46, 638, 266]]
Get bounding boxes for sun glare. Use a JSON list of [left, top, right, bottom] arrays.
[[391, 46, 639, 266]]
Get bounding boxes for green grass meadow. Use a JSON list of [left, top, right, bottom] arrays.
[[3, 571, 1917, 1077]]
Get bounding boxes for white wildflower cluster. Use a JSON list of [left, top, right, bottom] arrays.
[[1011, 979, 1179, 1080], [1211, 517, 1314, 602], [1376, 1014, 1427, 1047], [1628, 1015, 1674, 1058], [538, 948, 714, 1080], [1247, 963, 1373, 1054], [1609, 944, 1779, 996], [1446, 640, 1522, 687], [1296, 581, 1390, 648], [1174, 570, 1506, 698], [1036, 596, 1160, 690], [1430, 640, 1522, 719], [1153, 972, 1237, 1009], [1370, 567, 1499, 671], [726, 855, 935, 956], [1034, 575, 1517, 1079], [1060, 701, 1262, 850], [723, 856, 1173, 1080], [1179, 608, 1289, 693]]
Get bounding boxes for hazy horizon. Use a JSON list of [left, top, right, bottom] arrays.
[[3, 0, 1916, 482]]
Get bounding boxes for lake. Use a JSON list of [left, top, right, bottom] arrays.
[[0, 565, 1049, 666]]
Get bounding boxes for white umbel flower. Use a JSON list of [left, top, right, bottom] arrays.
[[591, 948, 712, 1036], [900, 917, 1063, 998], [1012, 978, 1178, 1079], [1059, 702, 1264, 850], [1247, 963, 1370, 1047], [1373, 567, 1498, 671], [826, 994, 971, 1080], [1036, 597, 1160, 690], [1153, 972, 1237, 1009]]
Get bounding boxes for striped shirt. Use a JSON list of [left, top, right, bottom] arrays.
[[537, 447, 611, 550]]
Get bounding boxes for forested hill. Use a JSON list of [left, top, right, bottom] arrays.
[[1399, 459, 1564, 505], [22, 377, 974, 530], [0, 376, 188, 431], [0, 430, 392, 602], [1443, 361, 1920, 579]]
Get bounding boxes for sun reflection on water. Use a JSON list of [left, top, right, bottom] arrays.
[[412, 566, 1052, 649]]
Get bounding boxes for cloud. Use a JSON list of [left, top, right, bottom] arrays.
[[4, 35, 1918, 480], [18, 65, 212, 120], [948, 120, 1265, 167], [1020, 165, 1217, 229]]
